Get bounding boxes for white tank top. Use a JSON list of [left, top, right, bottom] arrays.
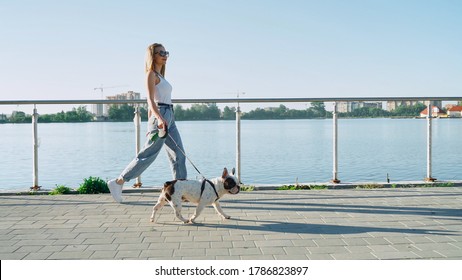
[[154, 74, 172, 105]]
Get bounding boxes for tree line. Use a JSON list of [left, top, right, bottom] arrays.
[[0, 102, 440, 123], [338, 103, 427, 118], [4, 106, 93, 123]]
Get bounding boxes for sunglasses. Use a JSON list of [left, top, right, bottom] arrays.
[[155, 50, 170, 57]]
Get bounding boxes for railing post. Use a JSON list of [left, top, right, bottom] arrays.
[[425, 101, 436, 182], [331, 102, 340, 183], [32, 105, 40, 190], [133, 105, 142, 188], [236, 102, 242, 183]]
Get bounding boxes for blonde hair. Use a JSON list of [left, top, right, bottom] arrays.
[[145, 43, 166, 76]]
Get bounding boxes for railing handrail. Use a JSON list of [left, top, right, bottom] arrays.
[[0, 96, 461, 106]]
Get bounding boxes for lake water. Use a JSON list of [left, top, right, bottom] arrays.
[[0, 118, 461, 191]]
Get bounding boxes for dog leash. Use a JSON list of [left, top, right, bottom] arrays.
[[154, 122, 220, 201], [167, 133, 206, 179], [164, 129, 221, 201]]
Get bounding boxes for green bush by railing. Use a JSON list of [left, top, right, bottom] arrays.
[[77, 177, 109, 194]]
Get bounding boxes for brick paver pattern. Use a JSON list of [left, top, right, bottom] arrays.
[[1, 187, 461, 260]]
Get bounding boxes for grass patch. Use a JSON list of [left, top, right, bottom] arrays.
[[356, 183, 385, 189], [26, 191, 40, 195], [49, 185, 72, 195], [421, 182, 454, 188], [240, 185, 255, 191], [277, 184, 328, 190], [435, 182, 453, 187], [392, 182, 454, 189]]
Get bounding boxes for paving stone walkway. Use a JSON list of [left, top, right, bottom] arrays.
[[1, 187, 461, 260]]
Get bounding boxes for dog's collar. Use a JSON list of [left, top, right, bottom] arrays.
[[201, 179, 220, 202]]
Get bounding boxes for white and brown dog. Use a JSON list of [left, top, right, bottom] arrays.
[[150, 168, 240, 224]]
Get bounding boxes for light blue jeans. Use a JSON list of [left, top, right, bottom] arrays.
[[119, 106, 187, 182]]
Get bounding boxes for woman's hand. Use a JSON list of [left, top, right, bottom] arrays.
[[157, 116, 168, 130]]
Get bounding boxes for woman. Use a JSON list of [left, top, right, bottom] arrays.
[[107, 43, 187, 203]]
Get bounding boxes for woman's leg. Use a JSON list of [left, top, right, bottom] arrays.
[[164, 120, 187, 180], [119, 111, 168, 182], [119, 136, 166, 182]]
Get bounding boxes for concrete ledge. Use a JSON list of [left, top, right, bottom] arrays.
[[253, 180, 462, 190], [1, 180, 461, 196]]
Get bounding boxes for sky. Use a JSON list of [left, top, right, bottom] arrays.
[[0, 0, 461, 114]]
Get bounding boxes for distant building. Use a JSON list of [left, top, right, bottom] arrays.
[[105, 91, 142, 115], [337, 102, 359, 113], [362, 102, 383, 109], [91, 91, 142, 120], [447, 105, 462, 117], [107, 90, 141, 102], [337, 101, 382, 113], [92, 104, 104, 118], [419, 106, 445, 118], [387, 100, 442, 111]]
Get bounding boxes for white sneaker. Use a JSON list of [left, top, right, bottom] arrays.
[[107, 179, 123, 203]]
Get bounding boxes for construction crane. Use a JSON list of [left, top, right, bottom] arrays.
[[92, 85, 128, 118], [93, 84, 128, 99]]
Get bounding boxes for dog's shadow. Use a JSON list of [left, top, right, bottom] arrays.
[[131, 198, 455, 236], [165, 217, 455, 236]]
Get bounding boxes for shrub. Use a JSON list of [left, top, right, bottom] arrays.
[[77, 176, 109, 194], [240, 185, 255, 191], [49, 185, 72, 195]]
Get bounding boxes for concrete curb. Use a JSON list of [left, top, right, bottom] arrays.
[[1, 180, 461, 196]]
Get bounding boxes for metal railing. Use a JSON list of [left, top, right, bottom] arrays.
[[1, 96, 461, 189]]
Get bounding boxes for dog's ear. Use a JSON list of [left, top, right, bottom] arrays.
[[222, 167, 228, 178], [231, 168, 236, 175]]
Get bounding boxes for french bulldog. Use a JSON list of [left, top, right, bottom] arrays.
[[150, 168, 240, 224]]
